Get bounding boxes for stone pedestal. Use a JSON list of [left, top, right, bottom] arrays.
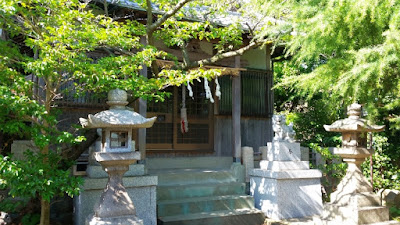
[[74, 171, 157, 225], [85, 152, 143, 225], [250, 142, 323, 220]]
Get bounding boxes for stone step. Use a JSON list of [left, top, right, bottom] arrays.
[[157, 195, 255, 217], [359, 206, 390, 224], [147, 157, 233, 170], [157, 182, 245, 201], [324, 204, 390, 224], [350, 193, 382, 207], [155, 169, 237, 186], [368, 221, 400, 225], [158, 209, 265, 225]]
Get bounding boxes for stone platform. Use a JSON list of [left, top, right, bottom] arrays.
[[250, 141, 323, 220], [264, 217, 400, 225]]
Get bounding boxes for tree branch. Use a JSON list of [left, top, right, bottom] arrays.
[[146, 0, 193, 34], [185, 40, 267, 69], [61, 128, 98, 162], [181, 43, 191, 67]]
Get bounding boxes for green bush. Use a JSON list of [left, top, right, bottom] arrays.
[[309, 144, 347, 202], [0, 150, 82, 203], [390, 206, 400, 221], [362, 135, 400, 191]]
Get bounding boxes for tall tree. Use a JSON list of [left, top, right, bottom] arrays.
[[249, 0, 400, 194], [250, 0, 400, 126], [0, 0, 271, 224]]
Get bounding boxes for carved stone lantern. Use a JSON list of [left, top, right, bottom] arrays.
[[324, 103, 384, 203], [80, 89, 156, 225]]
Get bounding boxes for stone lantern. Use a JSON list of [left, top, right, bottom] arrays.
[[322, 103, 390, 224], [80, 89, 156, 225]]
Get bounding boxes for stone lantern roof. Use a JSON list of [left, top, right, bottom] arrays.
[[80, 89, 156, 129], [323, 103, 384, 133]]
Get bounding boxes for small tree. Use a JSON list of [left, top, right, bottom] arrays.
[[0, 0, 271, 224]]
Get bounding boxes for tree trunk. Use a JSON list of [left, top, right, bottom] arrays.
[[40, 198, 50, 225]]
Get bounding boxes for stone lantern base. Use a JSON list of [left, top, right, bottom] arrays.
[[322, 192, 389, 224], [84, 152, 144, 225], [320, 148, 392, 225]]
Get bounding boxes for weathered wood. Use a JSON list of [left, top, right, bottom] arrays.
[[215, 117, 271, 157], [232, 56, 241, 162], [138, 36, 148, 161], [266, 44, 274, 142]]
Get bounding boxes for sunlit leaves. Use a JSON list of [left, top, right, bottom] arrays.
[[155, 19, 243, 52], [0, 151, 83, 202]]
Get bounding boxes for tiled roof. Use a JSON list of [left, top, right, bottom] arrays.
[[105, 0, 257, 30]]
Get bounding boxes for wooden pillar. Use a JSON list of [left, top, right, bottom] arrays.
[[266, 44, 273, 117], [266, 45, 274, 142], [232, 56, 241, 162], [138, 36, 147, 163]]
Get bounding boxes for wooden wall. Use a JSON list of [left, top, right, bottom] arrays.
[[214, 117, 273, 157]]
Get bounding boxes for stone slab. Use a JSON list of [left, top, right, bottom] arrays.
[[323, 203, 389, 225], [159, 209, 265, 225], [250, 175, 323, 220], [300, 147, 309, 161], [249, 169, 322, 180], [10, 140, 39, 160], [267, 142, 301, 161], [81, 175, 157, 190], [86, 164, 146, 178], [75, 176, 157, 225], [260, 161, 309, 171], [242, 147, 254, 182], [86, 214, 143, 225]]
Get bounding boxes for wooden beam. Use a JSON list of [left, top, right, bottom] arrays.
[[232, 56, 241, 162], [155, 59, 246, 76]]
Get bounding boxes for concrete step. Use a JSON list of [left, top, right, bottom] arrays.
[[157, 182, 245, 201], [157, 195, 255, 217], [155, 169, 237, 186], [158, 208, 265, 225]]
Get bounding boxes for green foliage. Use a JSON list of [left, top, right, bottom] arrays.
[[309, 144, 347, 202], [0, 151, 82, 201], [0, 197, 26, 213], [261, 0, 400, 200], [1, 0, 269, 224], [390, 206, 400, 221], [254, 0, 400, 128], [155, 20, 243, 51], [362, 135, 400, 191], [21, 213, 41, 225]]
